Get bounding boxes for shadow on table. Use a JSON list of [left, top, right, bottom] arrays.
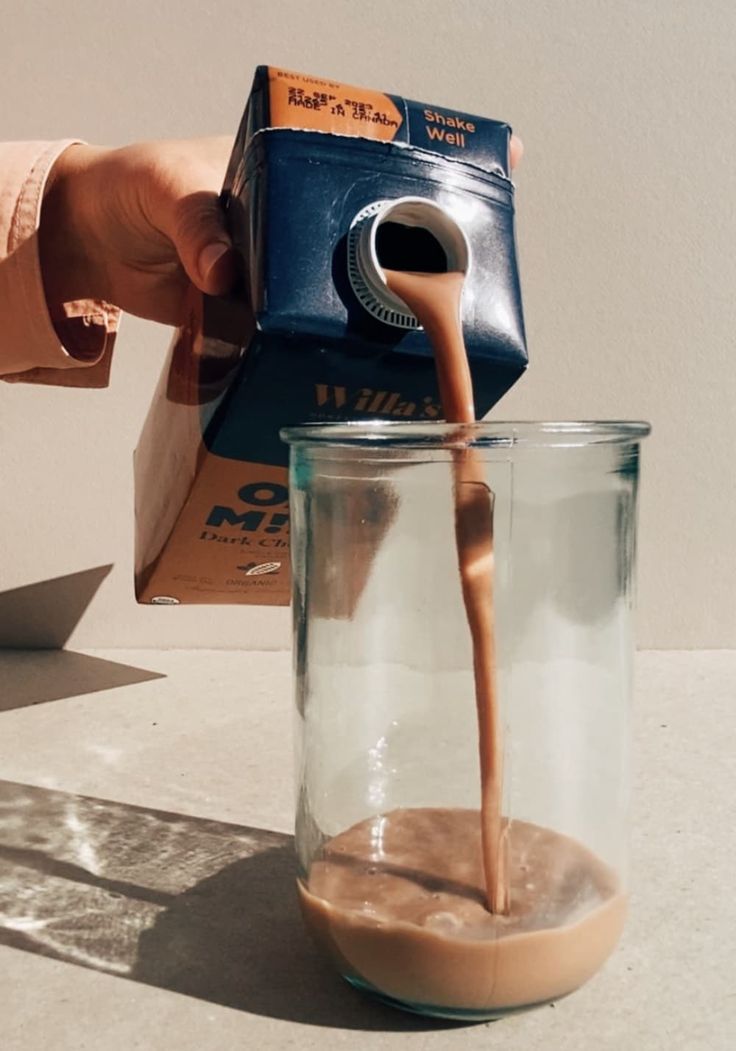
[[0, 565, 113, 648], [0, 780, 455, 1032], [0, 649, 165, 712], [0, 565, 165, 711]]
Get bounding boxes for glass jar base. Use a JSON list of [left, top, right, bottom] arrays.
[[344, 973, 564, 1023]]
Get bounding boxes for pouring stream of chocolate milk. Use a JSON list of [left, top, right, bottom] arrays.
[[384, 269, 508, 914]]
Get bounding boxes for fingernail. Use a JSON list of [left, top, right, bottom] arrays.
[[199, 241, 230, 281]]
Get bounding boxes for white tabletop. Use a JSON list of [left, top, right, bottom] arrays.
[[0, 648, 733, 1051]]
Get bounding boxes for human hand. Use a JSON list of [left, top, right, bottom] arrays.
[[39, 138, 236, 327], [39, 133, 522, 329]]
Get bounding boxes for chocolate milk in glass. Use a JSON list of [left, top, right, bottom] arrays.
[[297, 270, 627, 1014]]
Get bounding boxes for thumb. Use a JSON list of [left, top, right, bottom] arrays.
[[171, 190, 236, 296]]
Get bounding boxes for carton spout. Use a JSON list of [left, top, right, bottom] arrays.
[[348, 196, 471, 329]]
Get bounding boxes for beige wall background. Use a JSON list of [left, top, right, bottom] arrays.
[[1, 0, 733, 650]]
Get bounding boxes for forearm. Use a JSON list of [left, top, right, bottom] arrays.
[[1, 133, 234, 381], [0, 140, 117, 383]]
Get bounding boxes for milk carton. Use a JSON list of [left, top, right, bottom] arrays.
[[135, 66, 526, 605]]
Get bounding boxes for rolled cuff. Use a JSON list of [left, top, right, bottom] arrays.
[[0, 139, 119, 385]]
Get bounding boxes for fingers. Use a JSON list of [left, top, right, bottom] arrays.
[[142, 138, 237, 297], [170, 189, 237, 296], [510, 135, 524, 172]]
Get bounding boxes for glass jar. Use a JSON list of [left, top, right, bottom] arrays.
[[281, 420, 650, 1020]]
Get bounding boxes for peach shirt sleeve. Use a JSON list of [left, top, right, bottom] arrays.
[[0, 140, 119, 387]]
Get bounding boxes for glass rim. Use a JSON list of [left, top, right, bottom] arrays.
[[280, 420, 651, 449]]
